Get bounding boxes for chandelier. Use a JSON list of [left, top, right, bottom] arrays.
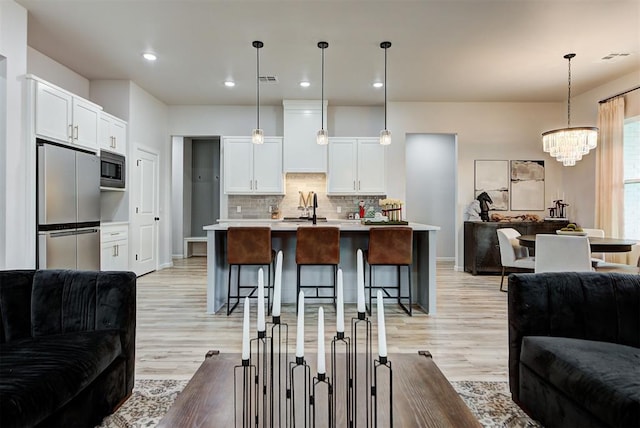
[[542, 53, 598, 166]]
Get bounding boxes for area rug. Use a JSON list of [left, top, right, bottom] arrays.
[[98, 379, 542, 428]]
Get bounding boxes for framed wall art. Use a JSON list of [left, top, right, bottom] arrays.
[[474, 160, 509, 210], [510, 160, 545, 210]]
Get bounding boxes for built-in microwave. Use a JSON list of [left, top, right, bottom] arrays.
[[100, 150, 126, 188]]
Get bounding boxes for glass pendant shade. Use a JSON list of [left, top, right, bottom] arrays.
[[252, 128, 264, 145], [542, 53, 598, 166], [542, 127, 597, 166], [379, 129, 392, 146], [316, 129, 328, 145]]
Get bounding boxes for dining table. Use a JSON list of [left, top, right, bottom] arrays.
[[517, 234, 638, 253]]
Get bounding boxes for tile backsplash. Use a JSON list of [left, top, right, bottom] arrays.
[[227, 173, 386, 219]]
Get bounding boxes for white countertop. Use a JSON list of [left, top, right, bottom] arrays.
[[204, 220, 439, 232], [101, 221, 129, 227]]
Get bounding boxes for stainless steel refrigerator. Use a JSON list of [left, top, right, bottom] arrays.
[[37, 140, 101, 270]]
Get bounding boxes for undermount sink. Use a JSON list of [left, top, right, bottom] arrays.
[[282, 217, 327, 223]]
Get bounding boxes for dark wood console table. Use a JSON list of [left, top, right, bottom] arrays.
[[464, 221, 569, 275], [157, 350, 480, 427]]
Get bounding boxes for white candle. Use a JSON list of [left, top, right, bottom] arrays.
[[357, 249, 365, 313], [317, 307, 326, 374], [296, 291, 305, 358], [257, 268, 265, 332], [242, 297, 250, 360], [377, 290, 387, 358], [336, 269, 344, 333], [272, 251, 283, 317]]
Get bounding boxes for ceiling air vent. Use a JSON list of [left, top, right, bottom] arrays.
[[259, 75, 279, 84], [601, 53, 631, 61]]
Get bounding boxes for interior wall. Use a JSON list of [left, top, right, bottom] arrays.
[[0, 56, 6, 267], [90, 79, 131, 120], [129, 82, 171, 269], [183, 138, 192, 238], [388, 101, 564, 270], [27, 47, 89, 98], [0, 0, 28, 268], [170, 136, 184, 257], [406, 133, 457, 259]]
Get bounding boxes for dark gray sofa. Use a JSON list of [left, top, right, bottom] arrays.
[[0, 269, 136, 428], [508, 272, 640, 427]]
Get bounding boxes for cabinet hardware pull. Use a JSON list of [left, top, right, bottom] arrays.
[[353, 181, 356, 190], [113, 245, 117, 257], [74, 125, 79, 140], [359, 180, 361, 190], [69, 124, 73, 141], [255, 180, 258, 190], [250, 180, 253, 189]]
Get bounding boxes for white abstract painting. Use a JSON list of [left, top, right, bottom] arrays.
[[510, 160, 545, 211], [474, 160, 509, 210]]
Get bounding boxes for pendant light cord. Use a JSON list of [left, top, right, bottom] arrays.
[[564, 53, 575, 128], [256, 44, 260, 130], [321, 45, 324, 131], [384, 45, 387, 130]]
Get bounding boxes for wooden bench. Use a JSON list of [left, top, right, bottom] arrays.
[[184, 236, 207, 258]]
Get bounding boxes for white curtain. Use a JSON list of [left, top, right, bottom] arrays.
[[595, 97, 625, 263]]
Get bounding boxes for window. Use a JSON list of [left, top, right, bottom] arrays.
[[623, 117, 640, 239]]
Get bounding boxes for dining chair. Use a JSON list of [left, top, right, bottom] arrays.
[[534, 234, 592, 273], [583, 228, 606, 264], [496, 228, 535, 292]]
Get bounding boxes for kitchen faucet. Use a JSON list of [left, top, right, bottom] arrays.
[[312, 193, 318, 225]]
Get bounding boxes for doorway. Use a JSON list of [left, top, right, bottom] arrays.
[[405, 133, 457, 260]]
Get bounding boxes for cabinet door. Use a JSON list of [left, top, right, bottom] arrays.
[[101, 242, 116, 271], [253, 138, 283, 194], [72, 98, 100, 151], [283, 107, 327, 172], [357, 139, 386, 194], [99, 115, 113, 151], [327, 138, 357, 194], [35, 82, 72, 143], [113, 241, 129, 270], [223, 138, 254, 194], [111, 119, 127, 156]]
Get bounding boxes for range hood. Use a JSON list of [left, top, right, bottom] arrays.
[[283, 100, 328, 174]]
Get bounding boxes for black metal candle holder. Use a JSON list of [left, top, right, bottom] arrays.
[[331, 331, 352, 427], [312, 372, 333, 427], [372, 357, 393, 428], [251, 331, 271, 427], [269, 317, 288, 428], [288, 357, 312, 427], [234, 359, 258, 428], [351, 312, 372, 428]]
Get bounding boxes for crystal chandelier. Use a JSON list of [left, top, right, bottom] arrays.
[[542, 53, 598, 166]]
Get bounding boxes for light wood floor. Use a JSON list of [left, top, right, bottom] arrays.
[[135, 257, 509, 382]]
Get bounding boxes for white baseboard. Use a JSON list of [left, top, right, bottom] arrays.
[[453, 265, 465, 272], [159, 261, 174, 270], [172, 253, 184, 259], [436, 257, 455, 262]]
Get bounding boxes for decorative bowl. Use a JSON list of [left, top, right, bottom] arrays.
[[556, 230, 588, 236]]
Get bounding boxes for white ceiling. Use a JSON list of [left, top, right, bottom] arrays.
[[16, 0, 640, 106]]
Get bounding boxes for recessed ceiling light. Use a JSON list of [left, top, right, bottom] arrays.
[[224, 81, 236, 87], [142, 52, 157, 61], [373, 82, 384, 88], [300, 81, 311, 87]]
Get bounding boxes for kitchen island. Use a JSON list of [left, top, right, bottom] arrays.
[[203, 220, 439, 314]]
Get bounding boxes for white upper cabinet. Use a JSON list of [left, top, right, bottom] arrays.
[[223, 137, 283, 195], [328, 137, 386, 195], [99, 112, 127, 156], [283, 100, 328, 173], [35, 79, 101, 152]]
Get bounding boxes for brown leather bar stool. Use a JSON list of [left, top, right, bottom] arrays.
[[365, 227, 413, 316], [227, 227, 275, 316], [295, 226, 340, 309]]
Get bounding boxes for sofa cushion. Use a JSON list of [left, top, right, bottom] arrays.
[[0, 330, 122, 428], [521, 336, 640, 427]]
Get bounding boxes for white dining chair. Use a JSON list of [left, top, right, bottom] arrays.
[[583, 228, 637, 272], [496, 228, 535, 291], [534, 234, 592, 273], [583, 228, 606, 264]]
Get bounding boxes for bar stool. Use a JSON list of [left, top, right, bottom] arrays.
[[295, 226, 340, 309], [365, 227, 413, 316], [227, 227, 275, 316]]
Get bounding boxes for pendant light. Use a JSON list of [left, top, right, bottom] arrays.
[[379, 41, 392, 145], [252, 40, 264, 144], [542, 53, 598, 166], [316, 41, 329, 145]]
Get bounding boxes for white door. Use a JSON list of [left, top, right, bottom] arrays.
[[357, 138, 386, 194], [131, 147, 159, 276], [253, 137, 283, 194], [327, 138, 357, 194]]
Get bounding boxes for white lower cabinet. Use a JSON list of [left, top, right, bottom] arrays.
[[328, 138, 386, 195], [101, 224, 129, 271]]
